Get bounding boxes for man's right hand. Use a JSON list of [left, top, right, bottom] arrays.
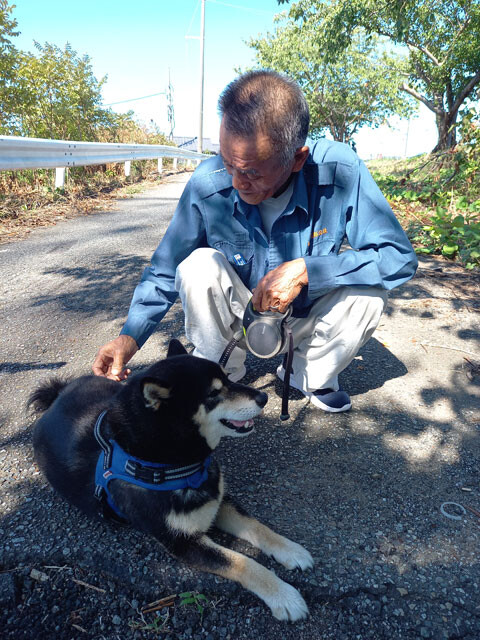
[[92, 335, 139, 381]]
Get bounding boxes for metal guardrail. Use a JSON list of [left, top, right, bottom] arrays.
[[0, 135, 208, 170]]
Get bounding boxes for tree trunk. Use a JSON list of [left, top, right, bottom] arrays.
[[432, 111, 457, 152]]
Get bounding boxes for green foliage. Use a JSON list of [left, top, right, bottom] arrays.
[[248, 17, 414, 144], [178, 591, 209, 618], [409, 209, 480, 269], [280, 0, 480, 151], [2, 41, 119, 140], [368, 110, 480, 268]]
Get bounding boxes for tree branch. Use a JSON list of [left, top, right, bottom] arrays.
[[451, 70, 480, 116], [399, 83, 443, 115]]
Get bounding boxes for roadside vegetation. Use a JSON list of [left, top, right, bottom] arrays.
[[0, 1, 178, 240], [367, 111, 480, 269]]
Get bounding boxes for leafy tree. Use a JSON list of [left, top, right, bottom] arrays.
[[279, 0, 480, 151], [0, 0, 20, 130], [248, 18, 413, 144], [5, 41, 120, 140]]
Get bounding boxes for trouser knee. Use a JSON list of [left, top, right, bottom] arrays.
[[175, 248, 226, 292]]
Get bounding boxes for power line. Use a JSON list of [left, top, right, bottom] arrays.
[[103, 91, 166, 107], [186, 0, 201, 36]]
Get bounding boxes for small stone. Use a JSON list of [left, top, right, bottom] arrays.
[[112, 615, 122, 625], [397, 588, 408, 596], [30, 568, 49, 582]]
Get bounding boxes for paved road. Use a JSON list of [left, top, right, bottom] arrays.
[[0, 172, 479, 639]]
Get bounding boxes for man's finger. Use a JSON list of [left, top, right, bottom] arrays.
[[92, 353, 109, 377]]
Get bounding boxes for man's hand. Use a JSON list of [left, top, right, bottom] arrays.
[[92, 335, 139, 381], [251, 258, 308, 313]]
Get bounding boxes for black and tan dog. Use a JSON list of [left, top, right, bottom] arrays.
[[29, 340, 313, 620]]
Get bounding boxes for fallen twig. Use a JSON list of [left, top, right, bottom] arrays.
[[141, 593, 177, 614], [71, 578, 106, 594], [420, 343, 479, 358], [71, 624, 88, 634], [464, 505, 480, 519]]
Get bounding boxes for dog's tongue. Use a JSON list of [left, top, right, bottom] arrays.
[[229, 419, 254, 428]]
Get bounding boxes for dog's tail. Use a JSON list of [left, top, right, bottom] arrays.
[[27, 377, 69, 414]]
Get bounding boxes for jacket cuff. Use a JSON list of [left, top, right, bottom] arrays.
[[304, 255, 337, 298]]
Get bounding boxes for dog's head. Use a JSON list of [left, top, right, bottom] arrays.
[[126, 340, 267, 455]]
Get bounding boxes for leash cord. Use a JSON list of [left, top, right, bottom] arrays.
[[280, 327, 293, 421], [219, 338, 240, 368]]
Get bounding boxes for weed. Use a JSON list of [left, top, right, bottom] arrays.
[[178, 591, 209, 619]]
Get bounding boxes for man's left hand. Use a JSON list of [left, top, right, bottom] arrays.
[[251, 258, 308, 313]]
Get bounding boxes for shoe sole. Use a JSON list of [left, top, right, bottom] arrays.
[[276, 367, 351, 413]]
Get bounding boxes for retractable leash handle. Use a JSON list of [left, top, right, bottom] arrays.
[[219, 301, 294, 420]]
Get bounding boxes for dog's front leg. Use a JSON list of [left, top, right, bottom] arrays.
[[214, 497, 313, 571], [168, 533, 309, 621]]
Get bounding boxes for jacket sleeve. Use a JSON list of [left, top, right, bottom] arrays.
[[120, 180, 207, 347], [304, 157, 418, 299]]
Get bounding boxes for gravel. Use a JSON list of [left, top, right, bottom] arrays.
[[0, 173, 479, 639]]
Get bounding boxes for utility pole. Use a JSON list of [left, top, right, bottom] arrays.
[[198, 0, 205, 154]]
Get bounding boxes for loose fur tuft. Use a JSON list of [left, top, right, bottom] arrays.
[[27, 377, 70, 414]]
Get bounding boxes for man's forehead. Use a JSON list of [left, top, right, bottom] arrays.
[[220, 125, 276, 168]]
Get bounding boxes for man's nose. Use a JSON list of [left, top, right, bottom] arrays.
[[232, 170, 251, 191]]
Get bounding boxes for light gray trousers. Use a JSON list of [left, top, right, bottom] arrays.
[[175, 248, 388, 391]]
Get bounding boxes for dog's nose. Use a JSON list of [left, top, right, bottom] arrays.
[[255, 391, 268, 408]]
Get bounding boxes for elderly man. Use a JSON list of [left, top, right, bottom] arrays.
[[93, 70, 417, 412]]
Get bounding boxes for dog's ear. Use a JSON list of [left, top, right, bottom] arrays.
[[142, 378, 170, 410], [167, 339, 187, 358]]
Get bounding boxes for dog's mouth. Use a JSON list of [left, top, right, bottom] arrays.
[[220, 418, 255, 434]]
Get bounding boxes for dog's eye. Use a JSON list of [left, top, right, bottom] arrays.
[[208, 388, 222, 398]]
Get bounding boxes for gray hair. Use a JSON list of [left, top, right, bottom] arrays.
[[218, 70, 309, 168]]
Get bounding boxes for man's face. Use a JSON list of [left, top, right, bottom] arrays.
[[219, 119, 307, 206]]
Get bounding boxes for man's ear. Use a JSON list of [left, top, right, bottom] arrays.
[[292, 146, 309, 173], [142, 378, 170, 410], [167, 339, 188, 358]]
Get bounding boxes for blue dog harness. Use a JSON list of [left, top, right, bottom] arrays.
[[93, 410, 212, 522]]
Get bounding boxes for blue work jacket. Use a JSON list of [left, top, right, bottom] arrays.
[[121, 139, 417, 348]]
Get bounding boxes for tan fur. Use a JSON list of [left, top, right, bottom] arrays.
[[166, 475, 225, 535], [215, 501, 314, 572], [143, 382, 170, 410], [198, 534, 309, 621]]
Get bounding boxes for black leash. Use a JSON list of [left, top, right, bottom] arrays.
[[219, 326, 293, 421], [280, 326, 293, 421]]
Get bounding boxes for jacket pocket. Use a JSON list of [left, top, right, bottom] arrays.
[[213, 240, 254, 283]]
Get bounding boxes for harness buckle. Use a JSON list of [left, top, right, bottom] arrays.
[[127, 461, 166, 484]]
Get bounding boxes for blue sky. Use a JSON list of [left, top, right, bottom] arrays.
[[11, 0, 437, 159]]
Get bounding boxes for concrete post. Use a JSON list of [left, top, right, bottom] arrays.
[[55, 167, 66, 189]]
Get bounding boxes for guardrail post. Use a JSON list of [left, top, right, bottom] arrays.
[[55, 167, 66, 189], [173, 158, 178, 170], [125, 161, 131, 177], [157, 158, 163, 174]]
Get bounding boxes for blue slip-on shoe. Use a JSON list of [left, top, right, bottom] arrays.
[[276, 364, 351, 413]]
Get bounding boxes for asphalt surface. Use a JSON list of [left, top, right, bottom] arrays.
[[0, 172, 479, 639]]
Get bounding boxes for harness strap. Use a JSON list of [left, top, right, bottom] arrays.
[[93, 411, 212, 522]]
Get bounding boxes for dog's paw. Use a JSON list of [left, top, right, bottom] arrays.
[[271, 539, 314, 571], [265, 580, 309, 621]]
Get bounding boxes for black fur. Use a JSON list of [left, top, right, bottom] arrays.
[[29, 340, 313, 620]]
